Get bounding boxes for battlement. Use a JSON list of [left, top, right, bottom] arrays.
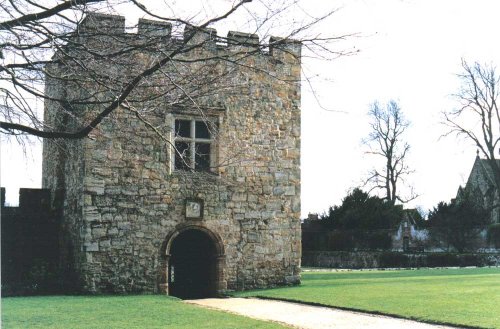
[[79, 13, 301, 59], [138, 18, 172, 38], [1, 187, 51, 210]]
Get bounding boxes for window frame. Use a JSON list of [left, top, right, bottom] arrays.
[[171, 117, 217, 173]]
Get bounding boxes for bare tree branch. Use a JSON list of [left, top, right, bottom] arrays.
[[1, 1, 350, 141], [0, 0, 103, 30]]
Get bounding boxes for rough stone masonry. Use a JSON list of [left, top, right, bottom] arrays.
[[42, 13, 301, 295]]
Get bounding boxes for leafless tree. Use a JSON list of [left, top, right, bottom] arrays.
[[364, 100, 416, 205], [0, 0, 349, 140], [445, 59, 500, 197]]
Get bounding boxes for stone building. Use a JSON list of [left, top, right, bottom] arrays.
[[42, 13, 301, 297], [457, 154, 500, 223], [391, 210, 427, 252]]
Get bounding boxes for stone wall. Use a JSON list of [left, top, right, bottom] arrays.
[[303, 219, 497, 253], [42, 14, 301, 294], [303, 251, 500, 269], [1, 188, 60, 295]]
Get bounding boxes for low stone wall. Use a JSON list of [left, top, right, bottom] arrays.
[[302, 250, 500, 269], [1, 188, 61, 296]]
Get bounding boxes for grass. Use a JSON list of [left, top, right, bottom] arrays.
[[1, 295, 287, 329], [235, 267, 500, 328], [3, 268, 499, 328]]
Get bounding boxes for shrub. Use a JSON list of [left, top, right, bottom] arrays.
[[320, 188, 403, 230], [327, 231, 354, 251], [365, 231, 392, 250], [427, 189, 489, 252]]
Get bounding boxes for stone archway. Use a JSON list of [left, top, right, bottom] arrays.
[[158, 224, 226, 298]]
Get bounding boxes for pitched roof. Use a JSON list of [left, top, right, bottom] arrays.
[[465, 155, 500, 193], [402, 208, 422, 226]]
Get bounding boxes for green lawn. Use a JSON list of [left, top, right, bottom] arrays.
[[1, 295, 286, 329], [3, 268, 499, 328], [236, 267, 500, 329]]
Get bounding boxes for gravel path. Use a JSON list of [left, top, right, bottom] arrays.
[[186, 298, 460, 329]]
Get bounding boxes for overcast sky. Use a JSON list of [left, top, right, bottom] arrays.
[[1, 0, 499, 217], [301, 0, 500, 217]]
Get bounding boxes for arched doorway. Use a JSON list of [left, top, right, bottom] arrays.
[[167, 228, 220, 299]]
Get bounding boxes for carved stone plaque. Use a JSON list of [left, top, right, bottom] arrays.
[[185, 198, 203, 220]]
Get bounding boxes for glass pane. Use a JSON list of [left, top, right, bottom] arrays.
[[175, 141, 191, 170], [195, 143, 211, 171], [175, 120, 191, 138], [195, 121, 210, 139]]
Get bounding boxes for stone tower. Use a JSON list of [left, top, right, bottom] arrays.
[[42, 13, 301, 297]]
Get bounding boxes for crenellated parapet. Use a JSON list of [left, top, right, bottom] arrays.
[[138, 18, 172, 38], [79, 12, 126, 35], [78, 13, 301, 62]]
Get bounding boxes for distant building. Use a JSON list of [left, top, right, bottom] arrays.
[[457, 154, 500, 223], [392, 209, 427, 252]]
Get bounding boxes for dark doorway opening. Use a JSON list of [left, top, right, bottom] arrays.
[[403, 236, 410, 252], [168, 229, 216, 299]]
